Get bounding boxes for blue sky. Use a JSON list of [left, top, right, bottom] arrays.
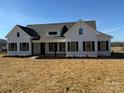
[[0, 0, 124, 42]]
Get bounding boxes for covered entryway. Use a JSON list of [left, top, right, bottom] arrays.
[[40, 43, 45, 55], [32, 37, 67, 56]]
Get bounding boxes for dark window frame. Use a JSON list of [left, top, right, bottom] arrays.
[[79, 28, 83, 35], [59, 42, 66, 52], [83, 41, 95, 52], [17, 32, 20, 37], [68, 42, 78, 51], [49, 32, 57, 35], [49, 43, 58, 52], [20, 43, 29, 51], [8, 43, 17, 51], [98, 41, 109, 51]]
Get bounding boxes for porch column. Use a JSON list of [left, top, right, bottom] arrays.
[[95, 41, 98, 57], [65, 42, 68, 57], [31, 43, 34, 56], [109, 40, 111, 52]]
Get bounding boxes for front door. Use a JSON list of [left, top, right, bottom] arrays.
[[40, 43, 45, 55]]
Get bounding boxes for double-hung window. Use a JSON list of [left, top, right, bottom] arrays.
[[98, 41, 108, 51], [68, 42, 78, 51], [79, 28, 83, 35], [20, 43, 29, 51], [49, 43, 58, 52], [8, 43, 17, 51], [83, 41, 95, 51], [59, 43, 65, 52]]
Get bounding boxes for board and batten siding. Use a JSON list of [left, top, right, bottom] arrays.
[[6, 25, 32, 56], [64, 20, 98, 57], [97, 33, 111, 56]]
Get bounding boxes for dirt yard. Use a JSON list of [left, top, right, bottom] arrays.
[[0, 54, 124, 93]]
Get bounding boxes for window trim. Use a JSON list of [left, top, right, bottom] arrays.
[[79, 28, 83, 35], [83, 41, 95, 52], [98, 41, 109, 51], [20, 43, 29, 51], [49, 43, 58, 52], [68, 42, 78, 52], [48, 32, 57, 35], [17, 32, 20, 37], [8, 43, 17, 51], [59, 42, 66, 52]]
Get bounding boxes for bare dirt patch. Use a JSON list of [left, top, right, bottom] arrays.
[[0, 54, 124, 93]]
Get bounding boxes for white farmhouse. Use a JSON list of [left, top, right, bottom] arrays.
[[5, 19, 112, 57]]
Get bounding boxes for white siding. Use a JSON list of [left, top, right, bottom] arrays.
[[33, 43, 40, 55], [98, 34, 111, 56], [6, 21, 112, 57], [45, 43, 65, 55], [6, 26, 32, 56], [65, 21, 98, 57]]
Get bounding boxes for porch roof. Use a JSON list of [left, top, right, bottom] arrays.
[[32, 37, 66, 43]]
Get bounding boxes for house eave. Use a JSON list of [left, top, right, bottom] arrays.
[[97, 31, 113, 38], [32, 37, 66, 43]]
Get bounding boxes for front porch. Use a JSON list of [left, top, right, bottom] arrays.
[[32, 37, 67, 57]]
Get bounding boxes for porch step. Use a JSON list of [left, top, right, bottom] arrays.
[[30, 56, 39, 59]]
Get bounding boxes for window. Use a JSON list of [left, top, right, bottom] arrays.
[[68, 42, 78, 51], [79, 28, 83, 35], [17, 32, 20, 37], [20, 43, 29, 51], [59, 42, 65, 52], [8, 43, 17, 51], [98, 41, 108, 51], [83, 41, 95, 51], [49, 43, 58, 52], [49, 32, 57, 35]]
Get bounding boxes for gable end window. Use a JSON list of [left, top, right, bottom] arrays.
[[79, 28, 83, 35], [17, 32, 20, 37], [49, 32, 57, 35]]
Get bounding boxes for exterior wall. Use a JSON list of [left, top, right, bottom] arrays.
[[97, 34, 111, 56], [33, 43, 40, 55], [6, 22, 112, 57], [65, 21, 98, 57], [6, 26, 32, 56], [33, 42, 66, 56], [45, 43, 65, 55]]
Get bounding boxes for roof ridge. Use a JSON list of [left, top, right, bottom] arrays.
[[27, 22, 77, 26]]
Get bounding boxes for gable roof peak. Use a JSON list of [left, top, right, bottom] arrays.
[[78, 19, 84, 22], [17, 25, 40, 39]]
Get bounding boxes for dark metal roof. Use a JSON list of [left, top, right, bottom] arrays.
[[17, 25, 40, 39], [61, 25, 69, 36]]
